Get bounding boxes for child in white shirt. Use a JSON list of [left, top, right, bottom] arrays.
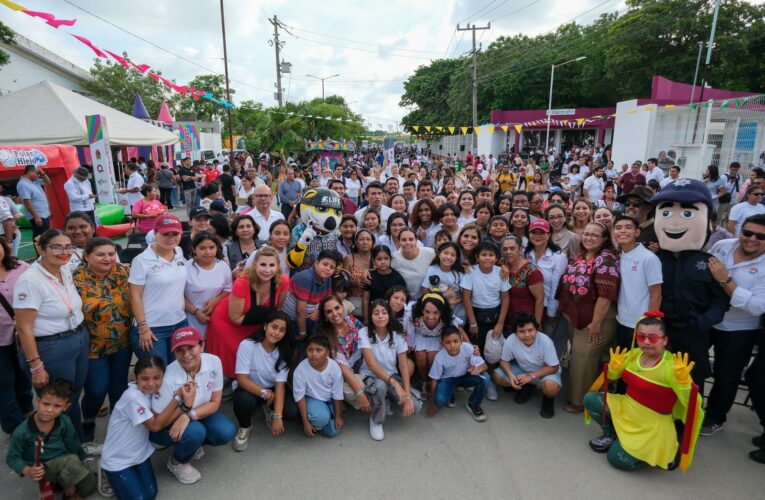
[[293, 335, 345, 437]]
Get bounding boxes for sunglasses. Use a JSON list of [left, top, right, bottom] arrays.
[[749, 192, 765, 197], [742, 229, 765, 241], [624, 201, 644, 208], [636, 333, 664, 344]]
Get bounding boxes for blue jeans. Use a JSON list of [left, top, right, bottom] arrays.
[[170, 186, 179, 207], [104, 457, 157, 500], [433, 373, 490, 408], [0, 343, 33, 434], [305, 396, 339, 437], [20, 328, 89, 441], [81, 348, 131, 438], [150, 411, 236, 464], [130, 319, 188, 366]]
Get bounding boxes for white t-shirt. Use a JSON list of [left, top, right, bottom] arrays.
[[526, 248, 568, 317], [428, 343, 485, 380], [354, 205, 396, 228], [100, 383, 154, 471], [358, 328, 408, 378], [153, 353, 224, 412], [567, 172, 583, 189], [292, 358, 344, 402], [583, 176, 605, 203], [460, 265, 510, 308], [616, 244, 663, 328], [345, 178, 362, 200], [728, 202, 765, 236], [235, 339, 289, 389], [184, 259, 232, 332], [126, 171, 144, 207], [645, 167, 665, 184], [501, 332, 560, 374], [13, 262, 84, 336], [392, 247, 435, 298], [128, 246, 187, 327]]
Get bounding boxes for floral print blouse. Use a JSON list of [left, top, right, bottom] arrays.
[[556, 249, 620, 329], [73, 264, 132, 359]]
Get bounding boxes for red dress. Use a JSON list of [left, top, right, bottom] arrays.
[[205, 274, 289, 377]]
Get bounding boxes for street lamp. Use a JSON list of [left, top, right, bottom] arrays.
[[545, 56, 586, 153], [306, 73, 340, 101]]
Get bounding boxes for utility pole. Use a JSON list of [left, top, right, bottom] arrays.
[[691, 0, 722, 143], [219, 0, 234, 161], [268, 16, 284, 107], [306, 74, 340, 100], [457, 22, 490, 152]]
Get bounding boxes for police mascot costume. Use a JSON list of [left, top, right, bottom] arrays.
[[650, 178, 729, 387], [287, 188, 343, 271]]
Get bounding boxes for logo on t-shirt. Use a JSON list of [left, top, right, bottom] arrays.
[[137, 406, 146, 415]]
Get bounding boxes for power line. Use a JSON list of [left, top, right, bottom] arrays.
[[458, 0, 501, 25], [442, 29, 457, 58], [60, 0, 273, 95], [491, 0, 545, 23]]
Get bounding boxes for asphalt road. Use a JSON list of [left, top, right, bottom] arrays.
[[1, 389, 762, 500]]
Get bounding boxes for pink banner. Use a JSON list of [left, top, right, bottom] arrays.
[[71, 34, 107, 58]]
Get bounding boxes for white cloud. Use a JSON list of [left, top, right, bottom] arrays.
[[6, 0, 750, 126]]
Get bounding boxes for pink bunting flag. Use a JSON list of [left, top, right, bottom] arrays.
[[158, 76, 175, 90], [104, 50, 130, 69], [23, 10, 76, 28], [71, 34, 107, 58], [130, 61, 151, 74], [147, 72, 161, 82]]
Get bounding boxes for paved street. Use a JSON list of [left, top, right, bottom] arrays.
[[1, 390, 761, 499]]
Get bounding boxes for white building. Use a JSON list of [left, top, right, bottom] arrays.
[[0, 30, 91, 96]]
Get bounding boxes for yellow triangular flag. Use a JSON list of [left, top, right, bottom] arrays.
[[424, 126, 432, 133], [460, 127, 468, 135], [664, 105, 676, 109], [576, 118, 585, 126], [644, 106, 655, 112], [500, 125, 508, 133], [0, 0, 25, 11], [487, 125, 494, 134], [435, 126, 444, 132], [412, 125, 419, 132], [627, 109, 637, 114], [474, 127, 481, 135], [448, 126, 455, 134], [514, 124, 522, 134]]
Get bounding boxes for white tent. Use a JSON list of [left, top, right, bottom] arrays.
[[0, 80, 179, 146]]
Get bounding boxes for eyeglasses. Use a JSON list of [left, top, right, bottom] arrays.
[[582, 232, 605, 239], [624, 201, 644, 208], [255, 194, 271, 199], [636, 333, 664, 344], [742, 229, 765, 241], [749, 192, 765, 197], [46, 244, 77, 255]]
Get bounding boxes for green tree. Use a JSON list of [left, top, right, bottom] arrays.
[[79, 53, 171, 117], [171, 74, 234, 122], [400, 0, 765, 129], [0, 21, 13, 69]]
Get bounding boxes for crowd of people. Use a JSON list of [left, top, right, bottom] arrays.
[[2, 144, 765, 499]]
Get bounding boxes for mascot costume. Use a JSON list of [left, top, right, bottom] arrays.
[[650, 178, 728, 386], [287, 188, 343, 271]]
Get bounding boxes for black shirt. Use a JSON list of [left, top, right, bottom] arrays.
[[218, 173, 236, 202], [179, 167, 196, 190], [365, 269, 408, 303]]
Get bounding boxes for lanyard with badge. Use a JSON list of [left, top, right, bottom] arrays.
[[35, 267, 79, 330]]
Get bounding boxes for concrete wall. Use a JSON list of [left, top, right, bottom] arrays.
[[612, 99, 655, 167]]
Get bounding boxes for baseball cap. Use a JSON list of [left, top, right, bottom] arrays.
[[546, 186, 564, 194], [189, 207, 211, 219], [171, 326, 204, 351], [210, 199, 229, 213], [617, 186, 654, 204], [192, 160, 201, 166], [529, 219, 550, 233], [154, 214, 183, 234]]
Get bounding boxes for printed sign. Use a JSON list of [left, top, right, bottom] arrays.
[[85, 115, 117, 205], [0, 148, 48, 168]]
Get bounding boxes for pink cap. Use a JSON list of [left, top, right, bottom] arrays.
[[171, 326, 203, 351], [529, 219, 550, 233], [154, 214, 183, 234]]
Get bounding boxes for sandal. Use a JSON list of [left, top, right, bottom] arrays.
[[562, 402, 584, 413]]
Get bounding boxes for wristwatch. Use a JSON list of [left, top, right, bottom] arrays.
[[719, 276, 733, 287]]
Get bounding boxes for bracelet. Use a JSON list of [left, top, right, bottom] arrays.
[[30, 362, 45, 375], [272, 414, 283, 420], [354, 389, 365, 396], [26, 355, 41, 364], [260, 389, 270, 399], [189, 410, 198, 421], [387, 375, 395, 385], [191, 308, 198, 315], [136, 321, 147, 327], [173, 394, 183, 404], [178, 401, 190, 413], [470, 323, 478, 328]]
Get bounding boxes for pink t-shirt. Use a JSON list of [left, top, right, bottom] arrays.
[[0, 261, 29, 346], [132, 199, 166, 233]]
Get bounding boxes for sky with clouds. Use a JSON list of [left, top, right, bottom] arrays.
[[3, 0, 756, 128]]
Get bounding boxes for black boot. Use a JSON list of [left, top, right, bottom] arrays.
[[750, 448, 765, 464], [540, 396, 555, 418], [514, 384, 534, 404]]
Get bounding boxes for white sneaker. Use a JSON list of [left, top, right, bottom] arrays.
[[369, 417, 384, 441], [98, 466, 115, 497], [166, 458, 201, 485], [191, 446, 205, 461], [233, 427, 251, 452], [83, 441, 103, 456], [486, 381, 498, 401]]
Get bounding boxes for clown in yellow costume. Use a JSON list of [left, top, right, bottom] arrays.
[[583, 312, 704, 472]]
